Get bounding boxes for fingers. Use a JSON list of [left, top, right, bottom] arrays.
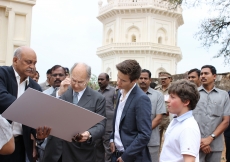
[[36, 126, 51, 139], [72, 131, 88, 142], [110, 142, 115, 153]]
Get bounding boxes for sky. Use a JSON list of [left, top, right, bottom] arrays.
[[30, 0, 230, 83]]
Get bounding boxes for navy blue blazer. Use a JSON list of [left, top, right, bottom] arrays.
[[0, 66, 42, 162], [111, 85, 152, 162]]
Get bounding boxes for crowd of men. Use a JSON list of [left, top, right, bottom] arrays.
[[0, 46, 230, 162]]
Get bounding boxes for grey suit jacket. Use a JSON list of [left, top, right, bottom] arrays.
[[42, 86, 106, 162]]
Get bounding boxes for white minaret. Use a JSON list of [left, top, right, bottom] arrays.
[[0, 0, 36, 66], [97, 0, 184, 81]]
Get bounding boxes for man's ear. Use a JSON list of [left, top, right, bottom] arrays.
[[13, 57, 18, 65]]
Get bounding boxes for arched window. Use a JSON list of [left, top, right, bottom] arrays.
[[126, 26, 140, 42], [132, 35, 136, 42], [106, 67, 112, 80], [158, 37, 162, 44], [106, 29, 113, 44], [157, 28, 167, 44]]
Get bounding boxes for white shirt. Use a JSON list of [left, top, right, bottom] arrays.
[[56, 88, 86, 100], [113, 84, 136, 151], [72, 88, 86, 102], [12, 68, 29, 137], [0, 115, 13, 149], [160, 111, 200, 162], [43, 86, 55, 95]]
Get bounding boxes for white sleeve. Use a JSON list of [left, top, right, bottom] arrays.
[[0, 115, 13, 149], [179, 127, 200, 157]]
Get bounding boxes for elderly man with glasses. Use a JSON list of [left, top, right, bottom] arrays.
[[42, 63, 106, 162]]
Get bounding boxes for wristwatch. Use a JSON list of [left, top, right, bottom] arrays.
[[211, 133, 216, 140]]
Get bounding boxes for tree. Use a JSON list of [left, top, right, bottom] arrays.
[[88, 74, 99, 90], [169, 0, 230, 64]]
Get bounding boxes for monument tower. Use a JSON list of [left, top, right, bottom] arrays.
[[97, 0, 184, 81], [0, 0, 36, 66]]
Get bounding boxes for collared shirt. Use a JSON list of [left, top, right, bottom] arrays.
[[43, 86, 55, 95], [160, 111, 200, 162], [72, 88, 86, 102], [114, 83, 136, 151], [146, 87, 166, 146], [193, 85, 230, 151], [13, 68, 29, 136], [98, 85, 116, 132], [0, 115, 13, 149], [39, 81, 50, 91]]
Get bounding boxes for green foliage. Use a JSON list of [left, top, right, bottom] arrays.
[[170, 0, 230, 64], [88, 74, 99, 90]]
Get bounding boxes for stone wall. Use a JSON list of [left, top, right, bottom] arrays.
[[110, 72, 230, 92]]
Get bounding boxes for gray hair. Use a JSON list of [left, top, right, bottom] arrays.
[[13, 47, 22, 59], [70, 63, 91, 79]]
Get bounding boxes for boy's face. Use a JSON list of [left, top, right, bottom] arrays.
[[167, 93, 188, 115]]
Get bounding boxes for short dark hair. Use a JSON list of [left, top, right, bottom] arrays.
[[46, 69, 52, 75], [201, 65, 217, 75], [150, 82, 157, 89], [105, 73, 109, 81], [64, 67, 69, 74], [51, 65, 66, 74], [188, 68, 200, 77], [36, 71, 40, 78], [141, 69, 151, 79], [168, 79, 200, 110], [116, 60, 141, 82]]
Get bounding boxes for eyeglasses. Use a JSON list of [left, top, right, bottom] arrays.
[[51, 73, 65, 77], [71, 77, 87, 86]]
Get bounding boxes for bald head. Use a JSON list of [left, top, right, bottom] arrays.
[[13, 46, 37, 82], [14, 46, 36, 59], [70, 63, 91, 92]]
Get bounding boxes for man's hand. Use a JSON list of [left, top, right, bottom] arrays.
[[201, 145, 211, 154], [36, 126, 51, 139], [117, 157, 124, 162], [58, 78, 71, 96], [110, 142, 115, 153], [73, 131, 90, 143], [31, 134, 37, 161], [200, 137, 213, 148]]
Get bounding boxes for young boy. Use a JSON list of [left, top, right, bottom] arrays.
[[160, 79, 201, 162]]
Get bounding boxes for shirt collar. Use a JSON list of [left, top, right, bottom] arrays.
[[73, 87, 87, 99], [159, 84, 171, 91], [120, 83, 136, 100], [175, 110, 193, 122], [98, 85, 110, 92], [13, 67, 29, 85], [146, 87, 153, 95], [198, 85, 218, 93]]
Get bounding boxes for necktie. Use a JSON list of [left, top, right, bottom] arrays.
[[73, 92, 79, 105]]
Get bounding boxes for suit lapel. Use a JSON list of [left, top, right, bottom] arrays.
[[9, 66, 18, 97], [119, 85, 137, 123], [77, 87, 91, 107], [64, 87, 74, 103]]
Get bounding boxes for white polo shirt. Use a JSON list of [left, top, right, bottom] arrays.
[[160, 111, 200, 162]]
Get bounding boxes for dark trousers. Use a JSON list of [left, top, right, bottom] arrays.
[[111, 151, 123, 162], [226, 137, 230, 162], [95, 131, 112, 162], [0, 135, 25, 162]]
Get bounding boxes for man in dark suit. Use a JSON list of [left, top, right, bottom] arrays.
[[42, 63, 106, 162], [110, 60, 152, 162], [0, 46, 50, 162]]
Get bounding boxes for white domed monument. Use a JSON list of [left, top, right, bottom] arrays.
[[0, 0, 36, 66], [96, 0, 184, 81]]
